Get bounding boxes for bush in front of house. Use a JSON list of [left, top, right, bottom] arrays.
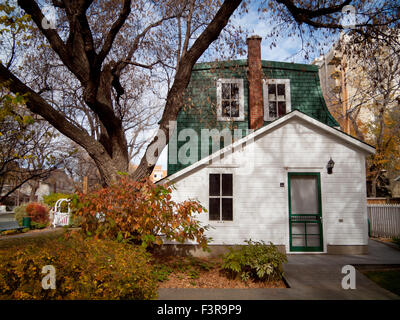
[[74, 177, 209, 249], [221, 240, 287, 282], [25, 202, 49, 225], [0, 232, 158, 300], [14, 204, 28, 226]]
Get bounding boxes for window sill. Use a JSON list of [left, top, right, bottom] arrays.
[[209, 220, 234, 224]]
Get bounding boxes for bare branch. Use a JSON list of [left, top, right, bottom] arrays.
[[96, 0, 132, 67]]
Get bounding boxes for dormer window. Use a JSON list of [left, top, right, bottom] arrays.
[[263, 79, 291, 121], [217, 79, 244, 121]]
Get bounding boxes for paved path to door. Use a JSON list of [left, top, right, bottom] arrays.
[[158, 240, 400, 300]]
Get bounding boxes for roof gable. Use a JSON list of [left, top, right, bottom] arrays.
[[162, 110, 374, 184]]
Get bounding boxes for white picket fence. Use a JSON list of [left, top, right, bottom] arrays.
[[367, 204, 400, 238]]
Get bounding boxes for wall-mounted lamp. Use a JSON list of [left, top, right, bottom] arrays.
[[327, 157, 335, 174]]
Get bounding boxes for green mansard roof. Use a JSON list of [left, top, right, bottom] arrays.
[[167, 59, 339, 175]]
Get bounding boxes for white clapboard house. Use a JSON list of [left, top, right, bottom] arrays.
[[162, 36, 374, 254]]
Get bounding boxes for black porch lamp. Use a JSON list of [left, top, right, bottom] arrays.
[[327, 157, 335, 174]]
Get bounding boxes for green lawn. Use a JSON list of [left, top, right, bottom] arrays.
[[364, 270, 400, 296]]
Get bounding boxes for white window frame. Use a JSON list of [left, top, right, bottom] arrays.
[[217, 78, 245, 121], [263, 79, 291, 121], [208, 172, 234, 222]]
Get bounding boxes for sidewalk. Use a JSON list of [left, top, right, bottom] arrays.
[[158, 239, 400, 300], [0, 227, 65, 243]]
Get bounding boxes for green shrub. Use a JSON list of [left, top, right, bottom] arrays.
[[30, 221, 47, 230], [221, 240, 287, 282], [1, 229, 20, 236], [43, 193, 72, 211], [0, 232, 157, 300], [152, 264, 173, 282], [14, 205, 28, 226]]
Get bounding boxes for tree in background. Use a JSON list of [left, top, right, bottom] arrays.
[[0, 84, 72, 204], [323, 28, 400, 197]]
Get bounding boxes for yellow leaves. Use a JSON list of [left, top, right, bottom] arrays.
[[155, 236, 163, 246], [1, 234, 158, 299]]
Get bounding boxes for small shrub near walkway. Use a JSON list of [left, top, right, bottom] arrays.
[[0, 232, 157, 300], [152, 240, 288, 289], [221, 240, 287, 282]]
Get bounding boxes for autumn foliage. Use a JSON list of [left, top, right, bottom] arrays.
[[0, 232, 157, 299], [75, 177, 209, 249], [25, 202, 49, 224]]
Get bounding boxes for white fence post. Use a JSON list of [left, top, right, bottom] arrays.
[[367, 204, 400, 238]]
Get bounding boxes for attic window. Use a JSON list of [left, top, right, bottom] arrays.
[[217, 79, 245, 121], [263, 79, 291, 121]]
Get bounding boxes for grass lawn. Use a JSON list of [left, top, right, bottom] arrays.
[[363, 270, 400, 296]]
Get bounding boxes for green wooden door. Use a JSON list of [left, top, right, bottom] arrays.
[[288, 173, 323, 252]]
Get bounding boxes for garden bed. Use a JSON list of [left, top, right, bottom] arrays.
[[152, 255, 287, 289]]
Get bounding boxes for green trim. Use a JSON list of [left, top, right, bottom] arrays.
[[192, 59, 319, 72], [193, 59, 247, 71], [261, 60, 318, 72], [288, 172, 324, 252]]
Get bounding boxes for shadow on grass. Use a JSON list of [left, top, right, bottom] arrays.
[[356, 265, 400, 297]]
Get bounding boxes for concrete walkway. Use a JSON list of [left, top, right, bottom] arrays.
[[158, 239, 400, 300], [0, 227, 65, 243]]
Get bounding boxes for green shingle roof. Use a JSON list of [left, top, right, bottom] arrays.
[[168, 59, 339, 175]]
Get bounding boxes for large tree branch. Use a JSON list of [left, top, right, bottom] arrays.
[[181, 0, 196, 59], [0, 63, 108, 162], [96, 0, 132, 67], [132, 0, 242, 180], [114, 19, 169, 76], [276, 0, 352, 20], [17, 0, 86, 81]]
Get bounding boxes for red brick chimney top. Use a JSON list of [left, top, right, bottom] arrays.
[[247, 35, 263, 130]]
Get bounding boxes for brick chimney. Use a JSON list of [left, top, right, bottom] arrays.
[[247, 35, 263, 130]]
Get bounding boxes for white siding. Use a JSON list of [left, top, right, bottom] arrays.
[[170, 117, 369, 251]]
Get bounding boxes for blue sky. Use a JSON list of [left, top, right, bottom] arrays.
[[232, 8, 309, 63]]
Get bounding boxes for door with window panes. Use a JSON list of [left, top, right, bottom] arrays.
[[288, 173, 323, 252], [209, 174, 233, 221]]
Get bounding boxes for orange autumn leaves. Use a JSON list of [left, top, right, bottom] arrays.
[[75, 177, 209, 249]]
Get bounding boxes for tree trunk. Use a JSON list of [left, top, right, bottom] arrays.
[[371, 175, 378, 198], [29, 179, 40, 202]]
